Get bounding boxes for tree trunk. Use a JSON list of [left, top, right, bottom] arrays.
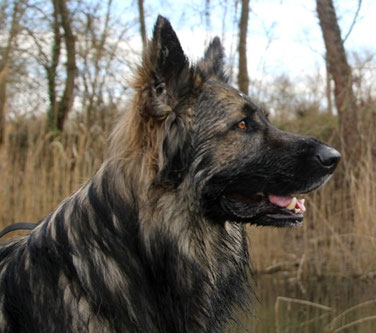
[[46, 0, 61, 133], [85, 0, 112, 127], [325, 60, 333, 115], [0, 0, 26, 144], [56, 0, 76, 132], [316, 0, 358, 167], [137, 0, 147, 50], [0, 68, 8, 144], [46, 0, 76, 134], [238, 0, 249, 95]]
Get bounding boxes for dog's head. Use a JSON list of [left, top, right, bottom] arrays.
[[124, 16, 340, 227]]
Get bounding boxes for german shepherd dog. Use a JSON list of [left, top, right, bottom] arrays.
[[0, 16, 340, 333]]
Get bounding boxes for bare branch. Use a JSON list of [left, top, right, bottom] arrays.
[[343, 0, 362, 43], [238, 0, 249, 94], [137, 0, 146, 50]]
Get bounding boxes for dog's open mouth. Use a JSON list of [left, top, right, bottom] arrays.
[[220, 192, 306, 227]]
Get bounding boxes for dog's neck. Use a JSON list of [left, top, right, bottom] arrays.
[[28, 160, 250, 332]]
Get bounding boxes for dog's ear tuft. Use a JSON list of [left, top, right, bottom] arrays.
[[198, 37, 228, 82], [136, 16, 195, 119]]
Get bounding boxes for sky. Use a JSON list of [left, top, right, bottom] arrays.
[[128, 0, 376, 83]]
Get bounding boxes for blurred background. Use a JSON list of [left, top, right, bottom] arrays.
[[0, 0, 375, 331]]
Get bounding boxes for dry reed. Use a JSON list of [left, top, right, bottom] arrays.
[[274, 296, 334, 333], [0, 115, 110, 234], [1, 104, 376, 278], [327, 299, 376, 331]]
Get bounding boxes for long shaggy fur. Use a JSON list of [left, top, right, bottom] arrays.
[[0, 17, 250, 333], [0, 15, 340, 333]]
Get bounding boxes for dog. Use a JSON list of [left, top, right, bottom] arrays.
[[0, 16, 340, 333]]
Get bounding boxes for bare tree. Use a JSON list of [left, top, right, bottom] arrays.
[[45, 0, 62, 134], [0, 0, 27, 144], [137, 0, 146, 50], [238, 0, 249, 94], [45, 0, 77, 134], [325, 61, 333, 115], [316, 0, 359, 166], [77, 0, 130, 128], [56, 0, 76, 132]]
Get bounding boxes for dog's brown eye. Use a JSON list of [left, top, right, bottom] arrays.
[[236, 120, 247, 131]]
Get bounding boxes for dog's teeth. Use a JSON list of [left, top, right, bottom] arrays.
[[286, 197, 297, 210], [294, 208, 301, 214]]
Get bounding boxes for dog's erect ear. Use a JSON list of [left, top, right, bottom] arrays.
[[198, 37, 228, 82], [151, 16, 188, 86], [132, 16, 197, 185], [137, 16, 195, 119]]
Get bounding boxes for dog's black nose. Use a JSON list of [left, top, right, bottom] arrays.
[[316, 145, 341, 171]]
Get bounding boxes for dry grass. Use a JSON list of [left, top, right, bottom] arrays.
[[274, 296, 334, 333], [272, 295, 376, 333], [0, 115, 109, 231], [1, 105, 376, 278], [327, 299, 376, 332]]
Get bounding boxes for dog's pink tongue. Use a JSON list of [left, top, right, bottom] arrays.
[[268, 194, 293, 207], [268, 194, 306, 212]]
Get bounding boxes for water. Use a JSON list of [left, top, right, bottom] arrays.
[[229, 276, 376, 332]]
